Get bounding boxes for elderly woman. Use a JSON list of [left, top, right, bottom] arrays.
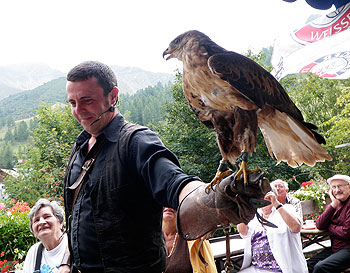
[[237, 186, 307, 273], [23, 199, 70, 273]]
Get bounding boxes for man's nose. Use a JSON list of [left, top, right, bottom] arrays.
[[75, 103, 83, 113], [38, 217, 46, 224]]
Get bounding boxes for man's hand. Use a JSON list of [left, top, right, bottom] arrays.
[[264, 191, 280, 208], [329, 188, 341, 208]]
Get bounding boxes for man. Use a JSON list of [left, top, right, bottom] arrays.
[[271, 179, 303, 222], [307, 174, 350, 273], [63, 61, 270, 273]]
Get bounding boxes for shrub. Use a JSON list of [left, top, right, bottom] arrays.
[[0, 200, 37, 272]]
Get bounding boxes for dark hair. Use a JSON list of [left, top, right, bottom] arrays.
[[67, 61, 118, 96]]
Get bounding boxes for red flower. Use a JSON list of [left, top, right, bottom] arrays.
[[301, 181, 314, 188]]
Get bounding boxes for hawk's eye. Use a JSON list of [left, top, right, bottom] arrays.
[[174, 38, 180, 44]]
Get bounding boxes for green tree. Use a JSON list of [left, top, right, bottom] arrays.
[[0, 119, 5, 128], [154, 72, 221, 182], [7, 116, 15, 127], [280, 74, 350, 179], [4, 104, 82, 205], [15, 121, 29, 142], [119, 82, 172, 126], [4, 129, 14, 143], [0, 145, 16, 169], [324, 87, 350, 174]]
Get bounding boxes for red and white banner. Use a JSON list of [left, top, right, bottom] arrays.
[[271, 2, 350, 80]]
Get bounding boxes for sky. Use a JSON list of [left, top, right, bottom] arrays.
[[0, 0, 333, 75]]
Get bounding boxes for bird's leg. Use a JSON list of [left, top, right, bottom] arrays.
[[233, 148, 259, 189], [206, 158, 233, 192]]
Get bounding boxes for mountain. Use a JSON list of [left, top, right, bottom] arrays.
[[0, 63, 65, 98], [0, 83, 21, 101], [111, 66, 174, 95], [0, 77, 67, 121], [0, 63, 174, 100]]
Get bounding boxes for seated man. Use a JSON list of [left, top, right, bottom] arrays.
[[307, 174, 350, 273], [271, 179, 303, 222], [237, 186, 307, 273]]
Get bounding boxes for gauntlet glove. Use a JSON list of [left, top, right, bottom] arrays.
[[177, 170, 271, 240]]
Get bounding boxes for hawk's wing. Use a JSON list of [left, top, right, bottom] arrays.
[[208, 52, 304, 123]]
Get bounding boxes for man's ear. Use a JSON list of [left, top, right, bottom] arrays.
[[110, 87, 119, 105]]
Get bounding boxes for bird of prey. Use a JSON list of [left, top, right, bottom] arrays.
[[163, 30, 331, 185]]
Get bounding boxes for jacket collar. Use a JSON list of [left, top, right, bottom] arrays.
[[75, 112, 125, 145]]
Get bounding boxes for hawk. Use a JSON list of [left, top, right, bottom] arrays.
[[163, 30, 331, 185]]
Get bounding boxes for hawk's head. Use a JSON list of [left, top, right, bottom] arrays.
[[163, 30, 210, 61]]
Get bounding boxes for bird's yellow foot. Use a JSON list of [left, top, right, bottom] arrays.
[[206, 159, 233, 191], [234, 150, 259, 189]]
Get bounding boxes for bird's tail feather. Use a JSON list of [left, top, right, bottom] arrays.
[[258, 110, 332, 167]]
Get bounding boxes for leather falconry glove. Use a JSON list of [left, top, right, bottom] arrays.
[[177, 170, 272, 240]]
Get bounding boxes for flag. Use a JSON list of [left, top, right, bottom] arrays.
[[271, 2, 350, 80]]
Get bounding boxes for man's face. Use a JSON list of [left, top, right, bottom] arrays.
[[67, 77, 117, 137], [273, 181, 288, 199], [330, 179, 350, 202]]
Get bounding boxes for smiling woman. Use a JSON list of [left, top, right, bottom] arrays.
[[22, 199, 70, 273]]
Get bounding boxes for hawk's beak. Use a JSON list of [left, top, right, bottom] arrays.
[[163, 48, 177, 60]]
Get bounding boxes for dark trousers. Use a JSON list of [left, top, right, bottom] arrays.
[[307, 247, 350, 273]]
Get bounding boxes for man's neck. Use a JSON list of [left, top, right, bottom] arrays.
[[277, 195, 287, 204], [88, 136, 97, 152], [162, 222, 177, 236]]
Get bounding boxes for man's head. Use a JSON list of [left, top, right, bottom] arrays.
[[270, 179, 289, 204], [327, 174, 350, 202], [66, 61, 119, 136], [67, 61, 118, 96]]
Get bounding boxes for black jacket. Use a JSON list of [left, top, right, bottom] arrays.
[[64, 114, 198, 272]]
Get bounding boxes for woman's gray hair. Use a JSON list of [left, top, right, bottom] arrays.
[[28, 198, 65, 233]]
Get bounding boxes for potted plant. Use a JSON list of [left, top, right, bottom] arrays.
[[291, 177, 330, 213]]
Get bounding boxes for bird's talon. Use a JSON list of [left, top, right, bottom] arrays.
[[205, 184, 211, 194], [210, 182, 216, 192]]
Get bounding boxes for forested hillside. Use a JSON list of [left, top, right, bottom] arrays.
[[119, 82, 173, 126], [0, 81, 173, 169], [0, 77, 67, 121]]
